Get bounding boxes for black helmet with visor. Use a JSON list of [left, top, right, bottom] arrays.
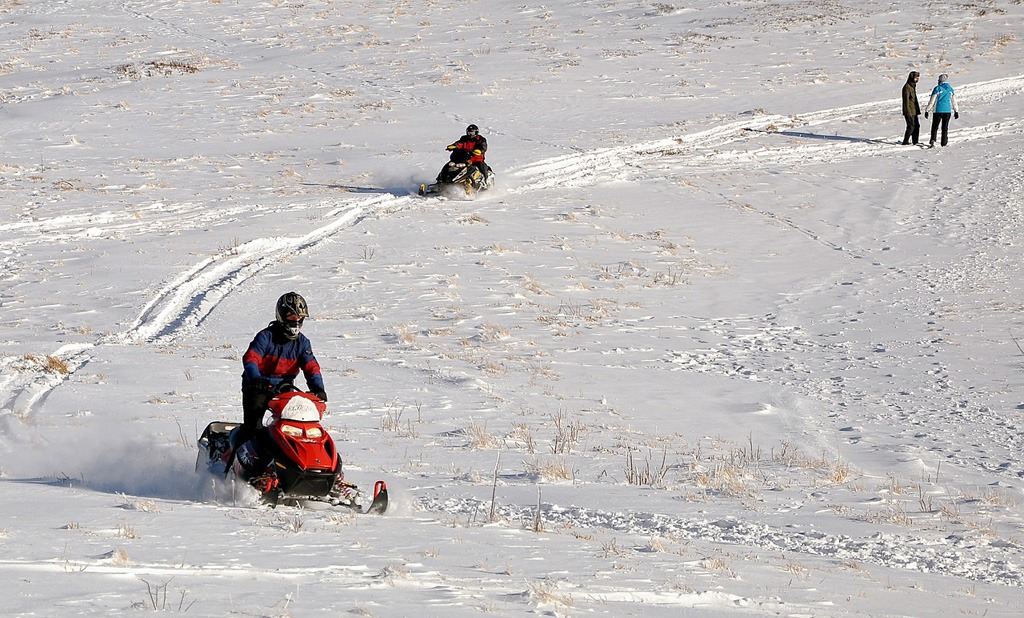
[[275, 292, 308, 340]]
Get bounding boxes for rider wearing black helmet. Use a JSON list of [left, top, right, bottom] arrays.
[[239, 292, 327, 439], [446, 124, 493, 187]]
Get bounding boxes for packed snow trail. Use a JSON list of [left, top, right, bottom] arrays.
[[424, 497, 1024, 586], [119, 195, 407, 344], [510, 74, 1024, 188], [3, 74, 1022, 433], [0, 194, 409, 426]]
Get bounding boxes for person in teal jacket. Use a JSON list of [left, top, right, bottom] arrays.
[[924, 74, 959, 147]]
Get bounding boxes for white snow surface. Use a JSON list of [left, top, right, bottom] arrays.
[[2, 1, 1024, 616]]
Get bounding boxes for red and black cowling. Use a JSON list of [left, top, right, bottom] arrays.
[[266, 391, 340, 497]]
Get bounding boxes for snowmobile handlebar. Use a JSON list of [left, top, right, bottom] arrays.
[[266, 377, 298, 395], [267, 378, 325, 402]]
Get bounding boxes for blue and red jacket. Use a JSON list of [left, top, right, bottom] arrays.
[[241, 322, 325, 393]]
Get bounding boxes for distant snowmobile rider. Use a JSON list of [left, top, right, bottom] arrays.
[[239, 292, 327, 441], [446, 124, 492, 184]]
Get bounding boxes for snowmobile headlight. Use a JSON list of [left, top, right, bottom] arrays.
[[280, 424, 304, 437], [305, 427, 323, 438]]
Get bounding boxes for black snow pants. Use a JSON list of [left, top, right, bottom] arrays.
[[930, 113, 951, 146], [902, 114, 920, 145]]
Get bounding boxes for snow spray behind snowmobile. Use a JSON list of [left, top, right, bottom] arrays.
[[418, 147, 494, 198], [196, 386, 387, 513]]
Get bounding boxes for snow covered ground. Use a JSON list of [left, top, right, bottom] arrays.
[[2, 1, 1024, 615]]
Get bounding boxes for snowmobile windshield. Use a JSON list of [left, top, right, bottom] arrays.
[[449, 149, 472, 164], [270, 391, 326, 422]]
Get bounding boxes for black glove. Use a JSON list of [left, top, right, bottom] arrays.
[[311, 389, 328, 402], [954, 112, 959, 120], [924, 112, 929, 119]]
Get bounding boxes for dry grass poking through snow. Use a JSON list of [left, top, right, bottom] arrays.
[[14, 353, 70, 375]]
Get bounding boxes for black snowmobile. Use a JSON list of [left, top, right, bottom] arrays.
[[418, 147, 494, 198]]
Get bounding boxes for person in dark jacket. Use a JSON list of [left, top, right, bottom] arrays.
[[446, 124, 494, 187], [239, 292, 327, 439], [901, 71, 921, 145]]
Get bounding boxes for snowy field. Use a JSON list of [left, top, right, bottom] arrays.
[[2, 0, 1024, 615]]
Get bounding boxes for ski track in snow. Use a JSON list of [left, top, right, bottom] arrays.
[[4, 74, 1024, 586]]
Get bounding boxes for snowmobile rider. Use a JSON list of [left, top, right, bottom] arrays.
[[239, 292, 327, 443], [446, 124, 493, 185]]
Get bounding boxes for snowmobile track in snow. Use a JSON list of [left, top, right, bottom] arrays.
[[510, 74, 1024, 190], [0, 194, 408, 425], [4, 74, 1022, 431], [424, 497, 1024, 587]]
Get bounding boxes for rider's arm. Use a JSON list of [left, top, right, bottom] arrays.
[[298, 336, 326, 393], [242, 330, 272, 384]]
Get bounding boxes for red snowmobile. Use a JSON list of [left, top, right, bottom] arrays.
[[197, 388, 388, 513]]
